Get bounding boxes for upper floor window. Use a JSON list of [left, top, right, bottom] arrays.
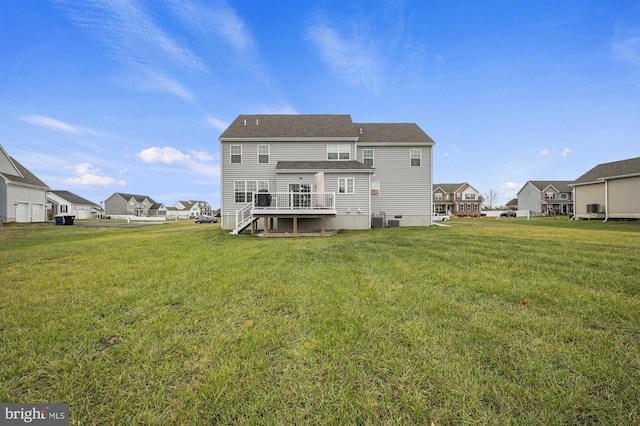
[[410, 149, 421, 167], [546, 192, 555, 200], [465, 193, 476, 200], [363, 149, 374, 167], [338, 177, 354, 194], [230, 145, 242, 164], [258, 145, 269, 164], [328, 145, 350, 160]]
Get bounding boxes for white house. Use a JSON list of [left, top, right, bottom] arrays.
[[166, 200, 213, 219], [0, 144, 50, 223], [218, 114, 435, 234], [47, 190, 102, 220]]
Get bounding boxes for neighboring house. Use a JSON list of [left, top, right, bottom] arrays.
[[0, 144, 50, 223], [166, 200, 213, 219], [517, 181, 574, 215], [218, 114, 435, 234], [432, 183, 481, 216], [571, 156, 640, 220], [47, 190, 102, 220], [104, 192, 166, 217]]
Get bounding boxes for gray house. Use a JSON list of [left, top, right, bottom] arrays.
[[517, 181, 573, 215], [571, 157, 640, 220], [104, 192, 166, 218], [0, 144, 50, 223], [218, 114, 435, 234]]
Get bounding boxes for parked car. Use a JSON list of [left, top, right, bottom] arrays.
[[195, 215, 217, 223], [500, 211, 517, 217], [432, 212, 451, 222]]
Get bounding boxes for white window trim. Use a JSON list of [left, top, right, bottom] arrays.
[[338, 177, 355, 194], [258, 145, 270, 164], [230, 145, 242, 164], [363, 149, 374, 167], [410, 149, 421, 167], [328, 144, 351, 161]]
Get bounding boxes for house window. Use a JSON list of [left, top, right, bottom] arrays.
[[363, 149, 374, 167], [230, 145, 242, 164], [338, 177, 354, 194], [434, 193, 443, 201], [546, 192, 554, 200], [371, 181, 380, 196], [328, 145, 350, 160], [465, 193, 475, 200], [410, 149, 421, 167], [258, 145, 269, 164], [234, 180, 268, 203]]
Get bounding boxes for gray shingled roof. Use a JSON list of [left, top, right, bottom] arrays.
[[276, 160, 373, 171], [433, 183, 464, 193], [49, 190, 99, 206], [355, 123, 435, 144], [573, 157, 640, 184], [527, 181, 573, 193], [220, 115, 358, 139], [114, 192, 157, 203], [0, 157, 49, 189], [219, 115, 435, 144]]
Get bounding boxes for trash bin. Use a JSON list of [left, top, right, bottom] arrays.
[[63, 215, 75, 225], [55, 215, 64, 225]]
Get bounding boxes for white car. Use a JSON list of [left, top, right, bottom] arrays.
[[432, 213, 451, 222]]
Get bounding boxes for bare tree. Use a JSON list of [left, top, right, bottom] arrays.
[[483, 189, 499, 210]]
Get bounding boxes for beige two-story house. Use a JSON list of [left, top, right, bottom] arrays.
[[433, 183, 481, 216]]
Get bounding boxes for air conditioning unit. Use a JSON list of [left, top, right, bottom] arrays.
[[586, 204, 599, 214]]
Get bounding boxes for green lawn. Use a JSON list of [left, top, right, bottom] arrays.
[[1, 218, 639, 425]]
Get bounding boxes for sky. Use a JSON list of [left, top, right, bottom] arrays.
[[1, 0, 639, 208]]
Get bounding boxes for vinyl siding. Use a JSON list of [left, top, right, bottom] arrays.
[[363, 145, 432, 217], [608, 176, 640, 218], [574, 182, 605, 217], [517, 184, 542, 214]]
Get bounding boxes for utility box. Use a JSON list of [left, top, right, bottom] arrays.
[[372, 211, 386, 228]]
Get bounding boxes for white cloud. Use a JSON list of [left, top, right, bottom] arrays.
[[498, 181, 521, 201], [540, 149, 550, 156], [206, 116, 228, 131], [611, 36, 640, 68], [21, 115, 81, 134], [561, 148, 571, 158], [190, 150, 214, 161], [137, 147, 191, 163], [54, 0, 204, 101], [306, 20, 381, 90], [63, 162, 115, 186]]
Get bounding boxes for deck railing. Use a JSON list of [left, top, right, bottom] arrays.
[[252, 192, 335, 211]]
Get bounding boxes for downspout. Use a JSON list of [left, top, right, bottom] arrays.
[[603, 179, 609, 222]]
